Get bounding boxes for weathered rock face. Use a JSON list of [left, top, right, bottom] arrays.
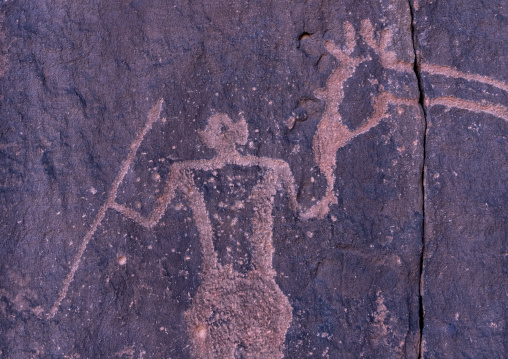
[[1, 0, 426, 358], [413, 1, 508, 358]]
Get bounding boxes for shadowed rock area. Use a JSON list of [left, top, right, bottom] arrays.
[[8, 0, 508, 358]]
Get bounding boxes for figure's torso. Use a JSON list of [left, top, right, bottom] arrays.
[[188, 164, 275, 274]]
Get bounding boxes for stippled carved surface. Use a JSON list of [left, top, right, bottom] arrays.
[[40, 101, 296, 357], [113, 113, 297, 358]]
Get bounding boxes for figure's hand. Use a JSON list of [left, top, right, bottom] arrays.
[[299, 198, 333, 221], [109, 201, 126, 213], [109, 201, 152, 228], [109, 202, 143, 222]]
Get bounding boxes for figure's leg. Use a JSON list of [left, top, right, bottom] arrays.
[[185, 274, 237, 359], [236, 276, 292, 359], [186, 295, 212, 359], [186, 311, 237, 359]]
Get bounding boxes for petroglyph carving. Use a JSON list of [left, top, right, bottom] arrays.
[[359, 19, 413, 74], [362, 21, 508, 120], [421, 63, 508, 94], [428, 97, 508, 121], [306, 20, 508, 219], [48, 108, 296, 356], [112, 113, 297, 358], [47, 99, 165, 318], [304, 21, 419, 220], [421, 64, 508, 122], [361, 19, 508, 119]]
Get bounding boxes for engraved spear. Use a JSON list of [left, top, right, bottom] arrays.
[[48, 99, 164, 318]]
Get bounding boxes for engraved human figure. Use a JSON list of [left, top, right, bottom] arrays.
[[111, 113, 297, 358]]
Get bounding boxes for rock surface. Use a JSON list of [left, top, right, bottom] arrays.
[[414, 1, 508, 358], [2, 0, 484, 358]]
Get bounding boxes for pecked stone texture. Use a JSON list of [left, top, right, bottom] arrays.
[[413, 0, 508, 358], [0, 0, 424, 358]]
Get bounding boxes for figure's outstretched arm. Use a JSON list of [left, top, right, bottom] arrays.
[[110, 167, 180, 229]]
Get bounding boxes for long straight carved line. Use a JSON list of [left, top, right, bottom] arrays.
[[422, 63, 508, 93], [429, 96, 508, 122], [48, 99, 164, 318]]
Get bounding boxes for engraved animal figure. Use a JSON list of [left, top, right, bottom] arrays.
[[303, 20, 419, 219], [111, 114, 297, 358], [305, 20, 508, 219]]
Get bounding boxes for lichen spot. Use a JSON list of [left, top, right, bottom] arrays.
[[117, 255, 127, 266]]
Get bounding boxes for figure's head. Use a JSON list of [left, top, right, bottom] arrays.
[[198, 113, 248, 152]]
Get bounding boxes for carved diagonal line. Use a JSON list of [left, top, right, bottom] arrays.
[[47, 99, 164, 318]]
